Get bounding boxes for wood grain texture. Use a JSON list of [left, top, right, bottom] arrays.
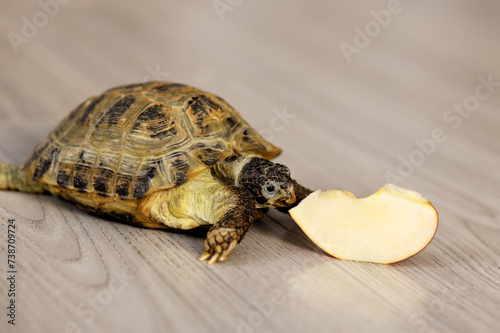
[[1, 1, 499, 332]]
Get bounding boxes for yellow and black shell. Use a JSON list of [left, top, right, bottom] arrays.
[[22, 82, 281, 202]]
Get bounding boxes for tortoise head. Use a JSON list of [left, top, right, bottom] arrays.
[[238, 157, 296, 208]]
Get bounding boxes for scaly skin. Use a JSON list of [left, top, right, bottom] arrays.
[[199, 186, 256, 264], [0, 163, 46, 193], [140, 169, 257, 264]]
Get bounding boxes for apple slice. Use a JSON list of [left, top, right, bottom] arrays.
[[289, 184, 438, 264]]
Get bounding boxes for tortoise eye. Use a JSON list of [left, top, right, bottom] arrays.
[[263, 183, 276, 197]]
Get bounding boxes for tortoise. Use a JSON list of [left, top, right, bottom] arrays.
[[0, 82, 311, 264]]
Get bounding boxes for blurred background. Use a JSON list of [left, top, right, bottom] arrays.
[[1, 1, 499, 193], [1, 1, 499, 333]]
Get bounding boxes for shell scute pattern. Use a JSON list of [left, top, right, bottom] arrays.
[[22, 82, 282, 201], [130, 104, 176, 139], [76, 94, 106, 126], [96, 94, 136, 128]]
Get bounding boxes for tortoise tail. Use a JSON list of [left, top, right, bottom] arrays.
[[0, 163, 46, 193]]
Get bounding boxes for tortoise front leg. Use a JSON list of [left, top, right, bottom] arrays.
[[198, 186, 256, 264]]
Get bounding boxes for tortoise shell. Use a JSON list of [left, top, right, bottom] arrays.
[[22, 82, 281, 201]]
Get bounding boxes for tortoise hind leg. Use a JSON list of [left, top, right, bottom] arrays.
[[0, 163, 45, 193]]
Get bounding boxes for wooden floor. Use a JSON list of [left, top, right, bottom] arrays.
[[1, 1, 499, 332]]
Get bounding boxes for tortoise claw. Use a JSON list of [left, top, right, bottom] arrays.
[[207, 253, 221, 265], [220, 239, 238, 261], [198, 228, 240, 264], [198, 252, 212, 262]]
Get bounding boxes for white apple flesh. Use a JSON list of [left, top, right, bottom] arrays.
[[289, 184, 438, 264]]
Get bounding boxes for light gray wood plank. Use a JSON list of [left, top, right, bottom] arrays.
[[1, 1, 499, 332]]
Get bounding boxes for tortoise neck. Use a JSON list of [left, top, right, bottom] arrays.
[[212, 152, 258, 186]]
